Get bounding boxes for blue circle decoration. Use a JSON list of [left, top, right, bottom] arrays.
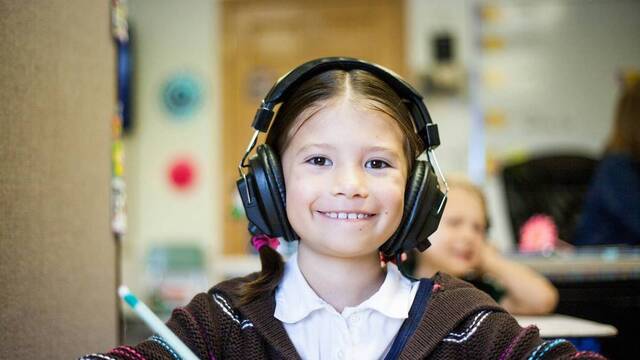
[[162, 73, 202, 119]]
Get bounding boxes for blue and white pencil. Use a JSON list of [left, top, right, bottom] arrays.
[[118, 285, 200, 360]]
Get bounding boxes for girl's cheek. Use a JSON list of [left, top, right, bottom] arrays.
[[376, 176, 405, 196], [434, 224, 454, 243], [468, 251, 482, 269], [288, 166, 319, 187], [428, 230, 447, 248]]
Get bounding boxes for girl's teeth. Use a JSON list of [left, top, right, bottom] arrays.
[[325, 212, 370, 219]]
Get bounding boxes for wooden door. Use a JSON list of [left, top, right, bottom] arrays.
[[221, 0, 406, 254]]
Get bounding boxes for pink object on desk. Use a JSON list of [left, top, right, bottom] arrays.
[[519, 214, 558, 253]]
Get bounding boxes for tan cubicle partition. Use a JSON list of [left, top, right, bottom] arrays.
[[0, 1, 118, 358]]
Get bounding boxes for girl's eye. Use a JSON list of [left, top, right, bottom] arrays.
[[446, 217, 462, 228], [473, 223, 487, 234], [306, 156, 332, 166], [365, 159, 391, 169]]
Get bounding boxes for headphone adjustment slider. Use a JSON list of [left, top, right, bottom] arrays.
[[420, 123, 441, 150], [252, 104, 275, 132], [238, 130, 262, 202]]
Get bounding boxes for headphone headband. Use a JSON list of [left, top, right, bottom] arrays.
[[251, 57, 440, 150]]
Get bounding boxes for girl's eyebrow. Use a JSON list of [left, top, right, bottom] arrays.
[[364, 146, 402, 159], [295, 143, 335, 156]]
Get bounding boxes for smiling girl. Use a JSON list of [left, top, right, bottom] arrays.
[[82, 58, 602, 360]]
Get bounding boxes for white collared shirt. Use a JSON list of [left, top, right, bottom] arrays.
[[274, 253, 420, 360]]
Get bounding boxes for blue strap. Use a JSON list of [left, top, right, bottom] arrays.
[[383, 278, 433, 360]]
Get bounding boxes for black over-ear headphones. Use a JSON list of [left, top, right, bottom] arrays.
[[236, 57, 448, 258]]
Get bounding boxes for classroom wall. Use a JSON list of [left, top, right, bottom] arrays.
[[405, 0, 475, 175], [0, 1, 117, 358], [123, 0, 221, 305]]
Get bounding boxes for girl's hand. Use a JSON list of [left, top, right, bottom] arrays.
[[476, 241, 559, 315]]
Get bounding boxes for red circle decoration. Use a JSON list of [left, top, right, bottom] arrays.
[[168, 157, 197, 190]]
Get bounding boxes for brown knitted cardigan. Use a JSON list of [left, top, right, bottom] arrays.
[[80, 273, 606, 360]]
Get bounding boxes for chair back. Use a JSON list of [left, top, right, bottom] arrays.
[[501, 154, 598, 245]]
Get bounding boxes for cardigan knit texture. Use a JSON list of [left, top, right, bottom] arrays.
[[80, 273, 606, 360]]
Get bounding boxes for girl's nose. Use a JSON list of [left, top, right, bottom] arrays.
[[459, 224, 480, 244], [331, 165, 369, 198]]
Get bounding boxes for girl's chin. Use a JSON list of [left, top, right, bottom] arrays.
[[447, 261, 475, 277], [299, 237, 383, 258]]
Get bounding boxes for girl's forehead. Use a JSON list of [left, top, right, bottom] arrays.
[[446, 188, 486, 217], [449, 187, 482, 204], [287, 99, 405, 147]]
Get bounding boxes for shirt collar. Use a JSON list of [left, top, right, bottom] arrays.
[[274, 252, 415, 324], [356, 261, 415, 319], [274, 252, 327, 323]]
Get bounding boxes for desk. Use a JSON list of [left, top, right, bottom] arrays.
[[508, 249, 639, 358], [507, 248, 640, 282], [514, 314, 617, 338]]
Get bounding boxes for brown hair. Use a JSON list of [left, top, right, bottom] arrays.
[[606, 75, 640, 162], [236, 69, 423, 305]]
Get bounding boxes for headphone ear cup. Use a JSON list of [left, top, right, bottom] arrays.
[[410, 165, 446, 252], [244, 151, 279, 237], [256, 144, 297, 241], [380, 161, 426, 256], [379, 160, 446, 256]]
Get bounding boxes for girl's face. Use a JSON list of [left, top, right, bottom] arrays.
[[281, 98, 409, 260], [420, 187, 486, 277]]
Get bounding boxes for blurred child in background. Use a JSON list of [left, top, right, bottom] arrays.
[[415, 176, 559, 315]]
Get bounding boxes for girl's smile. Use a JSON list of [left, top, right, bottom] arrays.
[[316, 210, 376, 221]]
